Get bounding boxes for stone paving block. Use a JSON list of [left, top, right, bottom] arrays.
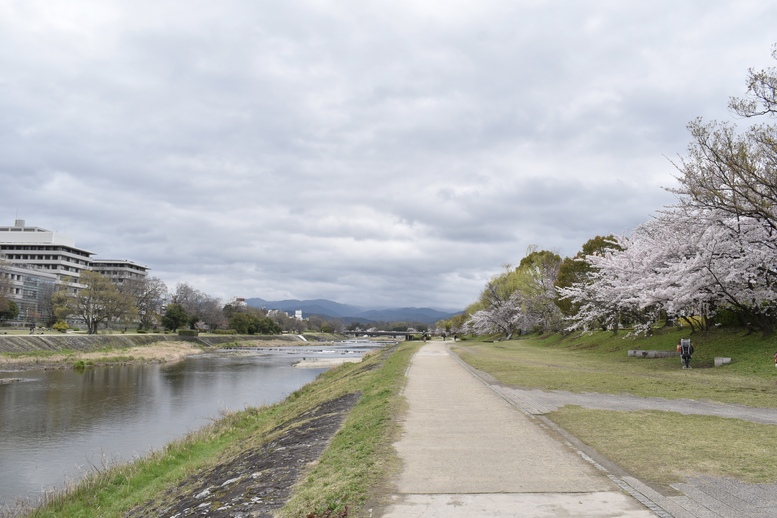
[[673, 483, 744, 518], [670, 495, 723, 518], [690, 476, 777, 512]]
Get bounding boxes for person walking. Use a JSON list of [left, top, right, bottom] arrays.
[[680, 339, 694, 369]]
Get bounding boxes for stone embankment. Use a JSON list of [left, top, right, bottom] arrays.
[[0, 333, 304, 354]]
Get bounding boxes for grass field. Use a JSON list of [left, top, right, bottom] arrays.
[[454, 327, 777, 487]]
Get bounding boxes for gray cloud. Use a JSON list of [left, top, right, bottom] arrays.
[[2, 0, 776, 310]]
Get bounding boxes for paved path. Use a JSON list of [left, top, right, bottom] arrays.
[[474, 366, 777, 517], [490, 385, 777, 425], [380, 341, 777, 517], [380, 341, 656, 517]]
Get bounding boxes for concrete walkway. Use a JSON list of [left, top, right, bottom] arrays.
[[380, 341, 657, 517], [477, 364, 777, 517]]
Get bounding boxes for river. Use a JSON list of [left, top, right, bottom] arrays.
[[0, 342, 377, 509]]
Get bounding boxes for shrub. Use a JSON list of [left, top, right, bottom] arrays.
[[178, 329, 199, 337], [53, 320, 69, 333]]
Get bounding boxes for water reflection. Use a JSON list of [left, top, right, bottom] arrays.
[[0, 344, 374, 507]]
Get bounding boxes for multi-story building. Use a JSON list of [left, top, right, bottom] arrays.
[[91, 259, 149, 286], [1, 264, 57, 324], [0, 219, 93, 295], [0, 219, 149, 325]]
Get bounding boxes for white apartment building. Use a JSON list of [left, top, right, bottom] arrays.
[[0, 220, 93, 295], [0, 219, 149, 324]]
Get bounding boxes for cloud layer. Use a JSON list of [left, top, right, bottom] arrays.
[[2, 0, 776, 310]]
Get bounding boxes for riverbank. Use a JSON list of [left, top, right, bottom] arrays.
[[21, 341, 417, 517], [0, 332, 305, 354], [0, 333, 318, 371], [0, 341, 204, 371]]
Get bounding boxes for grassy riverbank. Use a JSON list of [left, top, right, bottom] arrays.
[[0, 341, 204, 371], [0, 332, 340, 370], [454, 327, 777, 488], [20, 341, 419, 517]]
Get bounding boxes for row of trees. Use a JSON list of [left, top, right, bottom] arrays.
[[53, 276, 309, 335], [455, 44, 777, 338], [2, 262, 437, 335], [0, 266, 317, 335], [465, 248, 564, 338]]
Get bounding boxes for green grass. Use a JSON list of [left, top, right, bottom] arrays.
[[280, 342, 417, 517], [26, 341, 419, 517], [455, 327, 777, 408], [550, 407, 777, 485], [1, 348, 81, 359], [455, 327, 777, 489]]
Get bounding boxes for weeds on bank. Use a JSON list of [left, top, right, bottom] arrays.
[[279, 343, 418, 517]]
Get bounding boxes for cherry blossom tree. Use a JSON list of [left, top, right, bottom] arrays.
[[469, 266, 523, 338], [670, 119, 777, 235], [555, 235, 620, 317], [467, 249, 563, 338], [560, 207, 777, 336]]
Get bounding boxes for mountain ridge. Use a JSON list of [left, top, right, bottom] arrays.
[[245, 297, 461, 324]]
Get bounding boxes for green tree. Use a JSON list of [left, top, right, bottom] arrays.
[[470, 248, 564, 337], [229, 312, 282, 334], [255, 316, 282, 334], [0, 300, 18, 321], [161, 303, 189, 332], [514, 248, 563, 333], [229, 312, 256, 334]]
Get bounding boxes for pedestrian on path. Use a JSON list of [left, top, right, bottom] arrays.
[[680, 338, 694, 369]]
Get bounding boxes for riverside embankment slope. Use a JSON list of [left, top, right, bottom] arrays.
[[0, 333, 313, 371], [0, 333, 303, 354]]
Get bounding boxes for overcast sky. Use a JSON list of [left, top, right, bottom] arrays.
[[1, 1, 775, 311]]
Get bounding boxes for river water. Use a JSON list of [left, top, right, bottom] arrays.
[[0, 342, 377, 509]]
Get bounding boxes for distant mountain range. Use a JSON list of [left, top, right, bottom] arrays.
[[245, 298, 461, 325]]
